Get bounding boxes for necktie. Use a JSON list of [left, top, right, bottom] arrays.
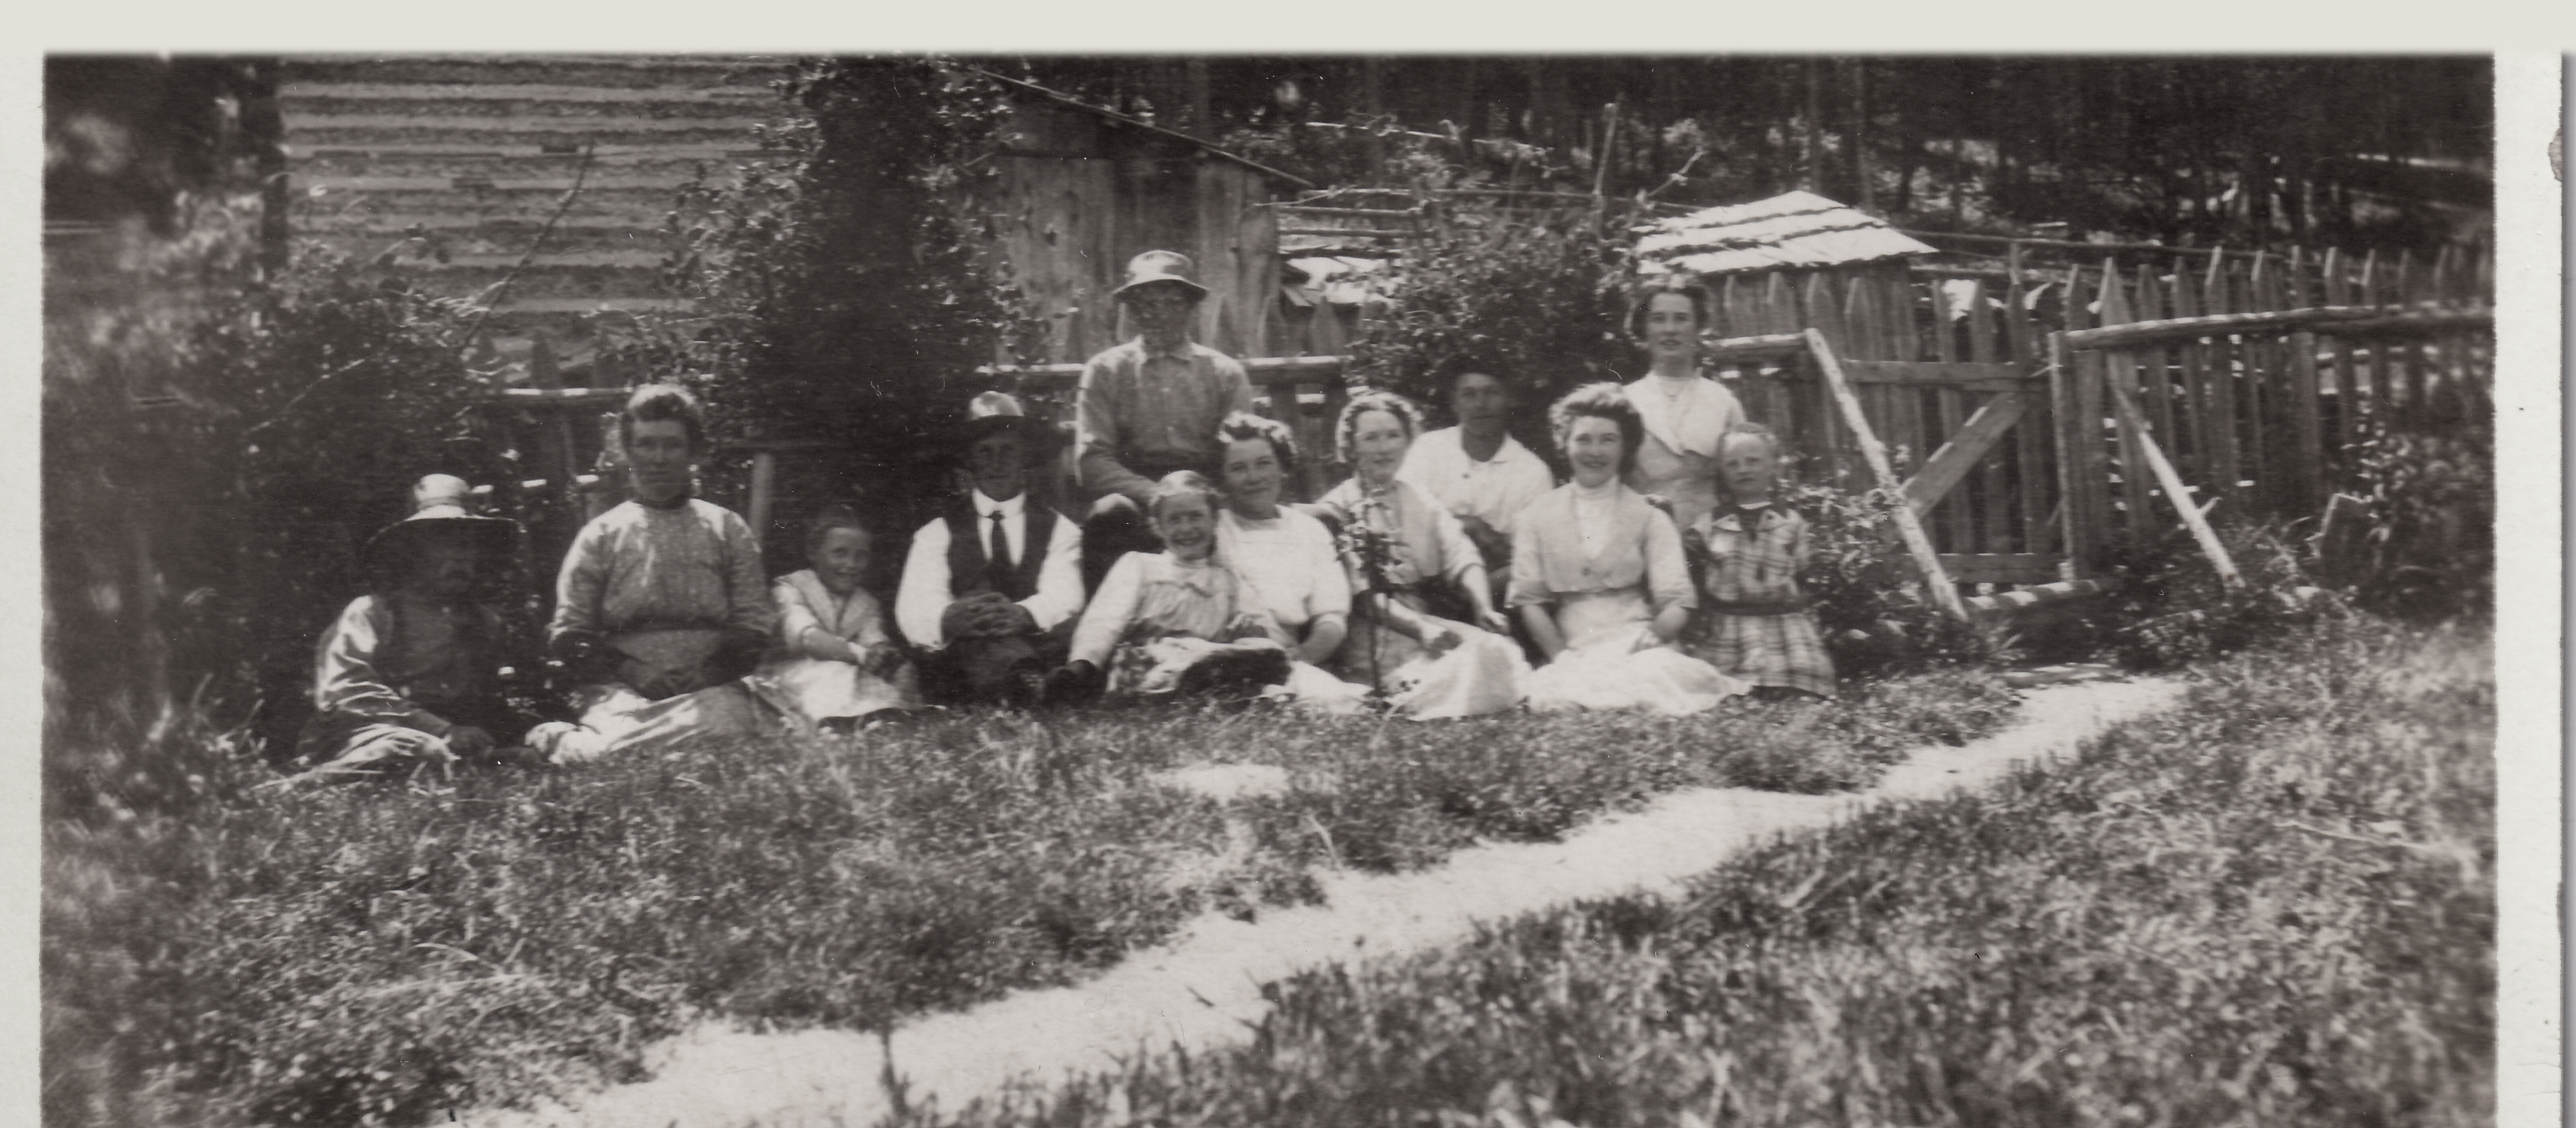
[[984, 509, 1015, 595]]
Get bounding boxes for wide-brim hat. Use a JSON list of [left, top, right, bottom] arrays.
[[956, 390, 1060, 455], [363, 475, 521, 582], [1110, 250, 1211, 301]]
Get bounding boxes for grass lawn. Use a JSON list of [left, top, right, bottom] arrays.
[[928, 615, 2495, 1128], [43, 669, 2012, 1127]]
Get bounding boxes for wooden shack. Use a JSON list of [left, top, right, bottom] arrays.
[[977, 72, 1311, 365], [971, 75, 1368, 501]]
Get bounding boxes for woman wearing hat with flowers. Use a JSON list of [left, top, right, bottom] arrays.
[[531, 383, 779, 762], [894, 391, 1087, 707], [1075, 250, 1255, 592], [276, 474, 531, 784]]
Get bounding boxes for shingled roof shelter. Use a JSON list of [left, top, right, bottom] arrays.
[[1635, 190, 1935, 278]]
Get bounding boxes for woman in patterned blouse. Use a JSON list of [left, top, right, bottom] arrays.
[[530, 383, 780, 762]]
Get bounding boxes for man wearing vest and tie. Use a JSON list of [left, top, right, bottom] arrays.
[[895, 392, 1087, 707]]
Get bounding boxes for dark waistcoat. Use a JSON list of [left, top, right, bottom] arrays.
[[945, 499, 1057, 603]]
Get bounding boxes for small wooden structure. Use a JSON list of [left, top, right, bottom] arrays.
[[277, 55, 787, 376], [975, 71, 1311, 365]]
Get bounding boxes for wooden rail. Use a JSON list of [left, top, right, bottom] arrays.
[[980, 355, 1352, 498]]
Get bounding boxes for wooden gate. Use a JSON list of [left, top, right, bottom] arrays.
[[1707, 267, 2065, 611], [1702, 240, 2493, 614]]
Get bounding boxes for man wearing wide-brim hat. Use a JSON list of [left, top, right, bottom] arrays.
[[895, 391, 1086, 707], [275, 474, 531, 785], [1074, 250, 1254, 592]]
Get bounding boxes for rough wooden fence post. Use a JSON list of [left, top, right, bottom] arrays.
[[1805, 328, 1969, 622], [747, 451, 778, 541], [2105, 363, 2243, 589]]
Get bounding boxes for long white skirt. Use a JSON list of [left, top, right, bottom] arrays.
[[751, 656, 920, 727], [533, 680, 777, 764], [1380, 626, 1529, 719], [1268, 661, 1373, 715], [1527, 591, 1748, 715]]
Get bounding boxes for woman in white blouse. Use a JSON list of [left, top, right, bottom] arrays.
[[1623, 282, 1746, 531], [1211, 411, 1370, 712], [1511, 383, 1747, 715]]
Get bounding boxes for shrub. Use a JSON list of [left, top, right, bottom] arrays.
[[2330, 390, 2494, 621], [1781, 479, 2015, 680], [1343, 199, 1633, 451], [2098, 517, 2346, 672], [650, 57, 1020, 570], [45, 192, 506, 798]]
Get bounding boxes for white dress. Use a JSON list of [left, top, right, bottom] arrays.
[[755, 569, 921, 726], [1509, 481, 1748, 715]]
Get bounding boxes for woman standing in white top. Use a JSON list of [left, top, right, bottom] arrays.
[[1623, 283, 1745, 531]]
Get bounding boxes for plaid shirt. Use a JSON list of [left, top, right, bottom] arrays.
[[1685, 503, 1836, 696]]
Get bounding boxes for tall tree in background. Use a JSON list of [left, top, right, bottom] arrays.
[[658, 58, 1018, 577], [984, 56, 2490, 254]]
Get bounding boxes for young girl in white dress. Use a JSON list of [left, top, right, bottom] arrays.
[[1051, 471, 1290, 704], [758, 506, 921, 731]]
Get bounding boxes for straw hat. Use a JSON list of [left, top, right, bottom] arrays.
[[363, 475, 520, 584], [1110, 250, 1210, 301]]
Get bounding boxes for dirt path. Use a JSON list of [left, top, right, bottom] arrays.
[[493, 677, 2185, 1128]]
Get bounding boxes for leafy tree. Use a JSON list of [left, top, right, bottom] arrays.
[[653, 57, 1021, 576]]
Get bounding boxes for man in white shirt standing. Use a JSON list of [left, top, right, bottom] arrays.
[[1397, 366, 1558, 591], [897, 393, 1086, 707]]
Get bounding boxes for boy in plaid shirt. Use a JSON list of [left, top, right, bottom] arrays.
[[1682, 425, 1837, 700]]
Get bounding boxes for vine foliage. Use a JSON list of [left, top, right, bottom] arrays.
[[1343, 199, 1634, 457], [650, 57, 1020, 573]]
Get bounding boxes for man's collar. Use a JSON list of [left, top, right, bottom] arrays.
[[972, 489, 1026, 517], [1460, 428, 1527, 463], [1135, 335, 1196, 361]]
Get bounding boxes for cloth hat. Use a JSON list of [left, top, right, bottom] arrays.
[[956, 390, 1059, 456], [364, 474, 521, 583], [1111, 250, 1211, 301]]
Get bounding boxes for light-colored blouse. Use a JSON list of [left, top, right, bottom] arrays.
[[1314, 476, 1481, 597], [1622, 372, 1745, 531], [1506, 482, 1696, 611], [772, 569, 894, 661], [1069, 552, 1267, 668], [1215, 506, 1352, 634], [549, 498, 775, 643]]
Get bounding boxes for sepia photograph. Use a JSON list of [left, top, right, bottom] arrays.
[[36, 48, 2538, 1127]]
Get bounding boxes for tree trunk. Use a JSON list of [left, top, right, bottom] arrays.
[[1849, 58, 1873, 210], [1805, 59, 1825, 194]]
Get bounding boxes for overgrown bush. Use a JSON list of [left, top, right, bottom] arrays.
[[45, 192, 505, 807], [1344, 199, 1633, 444], [2097, 518, 2346, 672], [1782, 479, 2014, 680], [2332, 390, 2494, 621]]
